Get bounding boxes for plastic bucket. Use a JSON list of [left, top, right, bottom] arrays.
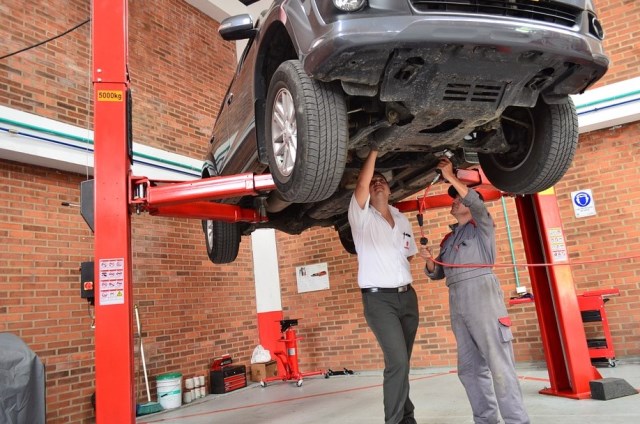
[[156, 372, 182, 409]]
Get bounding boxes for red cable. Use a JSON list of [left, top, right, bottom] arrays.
[[414, 180, 640, 268], [416, 184, 433, 242], [426, 252, 640, 268]]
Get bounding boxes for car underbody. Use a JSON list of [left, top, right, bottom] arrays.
[[202, 0, 609, 263]]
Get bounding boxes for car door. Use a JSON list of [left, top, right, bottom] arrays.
[[212, 37, 261, 176]]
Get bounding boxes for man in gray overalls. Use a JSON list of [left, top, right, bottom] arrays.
[[421, 158, 530, 424]]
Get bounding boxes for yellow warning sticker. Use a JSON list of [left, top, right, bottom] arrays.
[[97, 90, 123, 102]]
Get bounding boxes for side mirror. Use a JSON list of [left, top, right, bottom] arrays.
[[219, 14, 256, 41]]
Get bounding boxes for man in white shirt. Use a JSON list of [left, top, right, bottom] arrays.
[[348, 147, 419, 424]]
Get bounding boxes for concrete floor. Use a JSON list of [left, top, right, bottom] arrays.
[[137, 359, 640, 424]]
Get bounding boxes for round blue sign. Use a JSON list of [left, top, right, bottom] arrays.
[[574, 191, 591, 207]]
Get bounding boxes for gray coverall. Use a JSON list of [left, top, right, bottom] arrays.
[[425, 189, 530, 424]]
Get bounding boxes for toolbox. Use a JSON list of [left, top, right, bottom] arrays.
[[210, 364, 247, 394]]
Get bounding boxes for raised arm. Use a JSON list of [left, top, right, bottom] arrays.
[[437, 157, 467, 199], [354, 148, 378, 208]]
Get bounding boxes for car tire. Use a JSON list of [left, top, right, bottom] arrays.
[[338, 227, 357, 255], [478, 97, 578, 194], [265, 60, 348, 203], [202, 219, 240, 264]]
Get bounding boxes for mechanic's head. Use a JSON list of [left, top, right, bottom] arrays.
[[371, 171, 388, 184], [369, 172, 390, 198], [447, 185, 484, 201]]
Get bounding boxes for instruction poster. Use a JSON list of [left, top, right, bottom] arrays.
[[296, 262, 330, 293], [98, 258, 125, 305], [547, 228, 568, 262]]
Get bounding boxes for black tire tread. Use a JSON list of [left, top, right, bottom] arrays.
[[203, 219, 240, 264], [480, 97, 578, 194], [267, 60, 347, 203]]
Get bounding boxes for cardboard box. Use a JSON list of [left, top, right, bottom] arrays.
[[250, 360, 278, 382]]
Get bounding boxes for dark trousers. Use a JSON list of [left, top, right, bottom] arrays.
[[362, 287, 419, 424]]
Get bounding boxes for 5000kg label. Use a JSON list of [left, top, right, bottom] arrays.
[[97, 90, 123, 102]]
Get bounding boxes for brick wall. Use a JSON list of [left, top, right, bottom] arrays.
[[594, 0, 640, 85], [1, 1, 639, 423]]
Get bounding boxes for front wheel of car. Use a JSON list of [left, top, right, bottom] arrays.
[[202, 219, 240, 264], [265, 60, 348, 203], [478, 97, 578, 194]]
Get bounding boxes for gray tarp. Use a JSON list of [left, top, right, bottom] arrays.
[[0, 333, 45, 424]]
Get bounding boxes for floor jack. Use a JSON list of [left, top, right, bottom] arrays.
[[260, 319, 325, 387]]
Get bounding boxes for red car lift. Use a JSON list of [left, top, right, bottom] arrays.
[[92, 0, 602, 421], [515, 190, 602, 398]]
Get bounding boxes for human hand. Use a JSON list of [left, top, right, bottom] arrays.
[[418, 245, 432, 260], [436, 158, 455, 180], [368, 140, 380, 152]]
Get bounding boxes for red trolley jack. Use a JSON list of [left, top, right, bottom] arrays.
[[260, 319, 326, 387]]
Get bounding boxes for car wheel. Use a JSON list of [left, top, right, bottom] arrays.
[[338, 227, 356, 255], [265, 60, 348, 203], [478, 97, 578, 194], [202, 219, 240, 264]]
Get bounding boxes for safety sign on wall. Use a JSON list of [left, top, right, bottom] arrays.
[[296, 262, 330, 293], [571, 189, 596, 218], [98, 258, 125, 305]]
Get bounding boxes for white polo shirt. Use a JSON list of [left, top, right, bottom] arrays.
[[348, 193, 418, 289]]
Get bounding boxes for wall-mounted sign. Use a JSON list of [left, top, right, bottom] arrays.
[[571, 189, 596, 218], [295, 262, 329, 293]]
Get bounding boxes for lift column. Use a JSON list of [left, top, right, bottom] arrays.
[[515, 188, 602, 399], [92, 0, 135, 422]]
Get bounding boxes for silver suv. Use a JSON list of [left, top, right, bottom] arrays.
[[202, 0, 608, 263]]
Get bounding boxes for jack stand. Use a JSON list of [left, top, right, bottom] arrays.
[[260, 319, 325, 387]]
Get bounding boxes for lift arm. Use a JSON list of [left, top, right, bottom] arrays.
[[130, 173, 275, 221]]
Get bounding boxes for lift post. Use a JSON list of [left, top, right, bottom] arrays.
[[91, 1, 275, 421], [515, 189, 602, 398], [92, 0, 135, 422]]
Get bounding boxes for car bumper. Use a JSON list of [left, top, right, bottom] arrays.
[[301, 13, 608, 97]]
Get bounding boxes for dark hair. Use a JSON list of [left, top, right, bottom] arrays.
[[448, 185, 484, 201], [372, 171, 388, 183]]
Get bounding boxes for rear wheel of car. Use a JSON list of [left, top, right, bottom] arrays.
[[478, 97, 578, 194], [202, 219, 240, 264], [265, 60, 348, 203], [338, 227, 357, 255]]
